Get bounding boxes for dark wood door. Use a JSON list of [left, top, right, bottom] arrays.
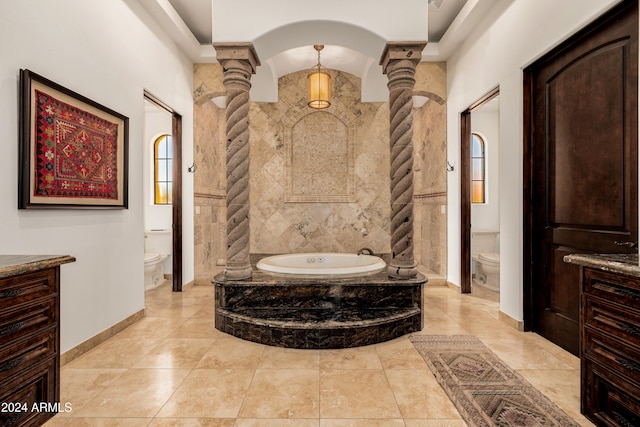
[[525, 0, 638, 355]]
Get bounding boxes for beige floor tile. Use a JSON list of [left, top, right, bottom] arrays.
[[517, 368, 583, 420], [577, 417, 598, 426], [458, 317, 523, 339], [526, 332, 581, 369], [156, 368, 254, 418], [58, 368, 127, 412], [320, 369, 401, 418], [320, 420, 405, 426], [417, 322, 471, 335], [480, 337, 575, 370], [385, 369, 460, 419], [44, 417, 153, 426], [134, 337, 215, 368], [53, 283, 590, 426], [238, 369, 320, 419], [114, 317, 187, 340], [236, 420, 319, 427], [319, 345, 382, 370], [403, 419, 467, 427], [73, 368, 190, 418], [191, 303, 217, 318], [148, 418, 236, 426], [65, 336, 163, 369], [152, 300, 207, 318], [258, 346, 321, 369], [375, 337, 428, 370], [169, 317, 224, 339], [196, 336, 265, 369]]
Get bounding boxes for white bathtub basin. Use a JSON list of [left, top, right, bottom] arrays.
[[256, 253, 386, 276]]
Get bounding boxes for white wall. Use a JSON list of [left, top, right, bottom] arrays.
[[446, 0, 622, 321], [471, 110, 500, 232], [0, 0, 194, 353]]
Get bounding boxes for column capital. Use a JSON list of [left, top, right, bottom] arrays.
[[379, 41, 427, 74], [213, 42, 261, 74]]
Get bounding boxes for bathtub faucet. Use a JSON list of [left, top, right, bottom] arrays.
[[357, 247, 374, 256]]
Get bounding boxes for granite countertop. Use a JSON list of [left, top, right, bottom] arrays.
[[563, 253, 640, 277], [0, 255, 76, 279]]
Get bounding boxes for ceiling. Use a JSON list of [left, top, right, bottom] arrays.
[[136, 0, 498, 102], [167, 0, 469, 45]]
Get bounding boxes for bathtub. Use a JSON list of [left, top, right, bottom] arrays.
[[256, 253, 386, 276]]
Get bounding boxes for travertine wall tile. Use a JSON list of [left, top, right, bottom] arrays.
[[193, 61, 447, 277], [250, 70, 391, 255], [412, 65, 447, 276]]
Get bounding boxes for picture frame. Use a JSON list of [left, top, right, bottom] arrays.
[[18, 69, 129, 209]]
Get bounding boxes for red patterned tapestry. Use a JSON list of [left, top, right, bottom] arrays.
[[34, 90, 119, 200]]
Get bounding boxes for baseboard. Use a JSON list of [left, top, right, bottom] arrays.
[[446, 281, 460, 291], [499, 310, 524, 331], [60, 308, 146, 366]]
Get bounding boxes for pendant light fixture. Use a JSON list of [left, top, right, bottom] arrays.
[[307, 44, 331, 109]]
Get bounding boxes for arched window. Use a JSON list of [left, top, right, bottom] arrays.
[[154, 134, 173, 205], [471, 133, 486, 203]]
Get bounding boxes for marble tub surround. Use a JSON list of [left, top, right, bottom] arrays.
[[214, 269, 426, 349], [380, 41, 427, 278], [214, 43, 260, 280], [563, 253, 640, 276]]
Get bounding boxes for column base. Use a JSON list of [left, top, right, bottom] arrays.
[[224, 264, 252, 280], [388, 262, 417, 279]]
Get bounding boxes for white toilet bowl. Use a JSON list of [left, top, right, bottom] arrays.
[[473, 252, 500, 291], [472, 232, 500, 292], [144, 230, 172, 291], [144, 252, 168, 290]]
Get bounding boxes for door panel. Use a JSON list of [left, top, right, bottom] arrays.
[[526, 0, 638, 355]]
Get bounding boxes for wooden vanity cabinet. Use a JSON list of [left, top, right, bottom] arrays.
[[580, 267, 640, 426], [0, 256, 74, 427]]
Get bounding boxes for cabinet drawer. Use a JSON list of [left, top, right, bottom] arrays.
[[0, 329, 55, 384], [0, 269, 57, 310], [584, 268, 640, 306], [585, 329, 640, 385], [0, 358, 58, 427], [0, 298, 56, 348], [583, 358, 640, 426], [584, 296, 640, 348]]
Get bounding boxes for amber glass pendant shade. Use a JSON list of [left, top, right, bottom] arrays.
[[307, 45, 331, 109]]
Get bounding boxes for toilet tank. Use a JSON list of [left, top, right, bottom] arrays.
[[471, 230, 499, 255], [144, 229, 172, 255]]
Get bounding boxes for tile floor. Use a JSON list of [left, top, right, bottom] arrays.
[[44, 280, 595, 426]]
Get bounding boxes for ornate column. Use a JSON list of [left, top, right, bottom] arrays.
[[213, 43, 260, 280], [380, 41, 426, 279]]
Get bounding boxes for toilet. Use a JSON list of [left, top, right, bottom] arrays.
[[144, 229, 172, 291], [471, 231, 500, 292]]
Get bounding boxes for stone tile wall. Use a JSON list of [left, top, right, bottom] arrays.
[[250, 70, 391, 255], [193, 64, 226, 281], [413, 62, 447, 277], [192, 61, 447, 279]]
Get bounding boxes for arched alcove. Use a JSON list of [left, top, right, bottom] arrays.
[[250, 20, 389, 102]]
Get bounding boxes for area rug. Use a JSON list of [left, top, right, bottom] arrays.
[[410, 335, 579, 426]]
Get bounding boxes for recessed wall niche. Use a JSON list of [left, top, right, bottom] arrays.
[[283, 103, 356, 202]]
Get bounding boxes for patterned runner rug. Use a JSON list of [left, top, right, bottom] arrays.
[[410, 335, 579, 426]]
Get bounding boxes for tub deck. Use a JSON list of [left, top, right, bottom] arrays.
[[213, 268, 426, 349]]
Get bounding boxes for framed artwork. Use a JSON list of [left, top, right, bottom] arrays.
[[19, 69, 129, 209]]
